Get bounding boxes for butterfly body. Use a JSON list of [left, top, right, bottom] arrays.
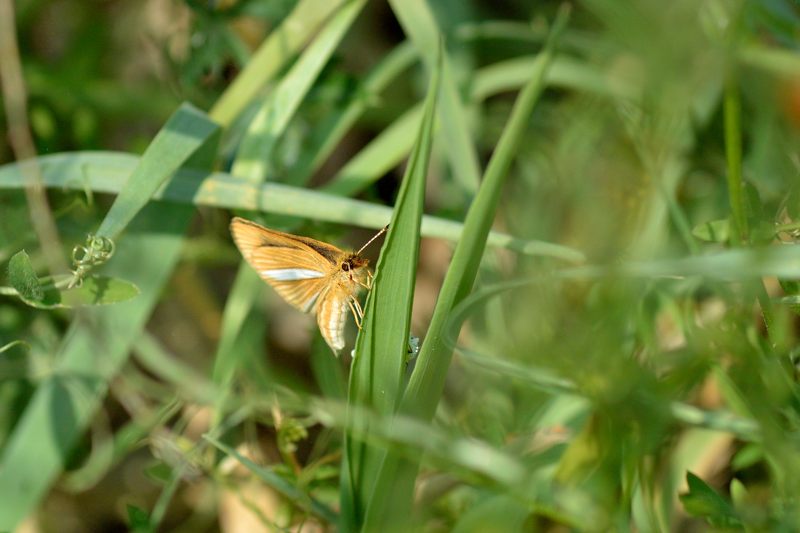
[[230, 217, 374, 353]]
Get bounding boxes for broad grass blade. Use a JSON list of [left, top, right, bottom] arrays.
[[340, 48, 440, 531], [361, 8, 571, 529], [210, 0, 351, 127], [0, 108, 218, 531], [96, 103, 218, 240], [0, 152, 584, 261], [388, 0, 481, 193], [232, 0, 366, 184]]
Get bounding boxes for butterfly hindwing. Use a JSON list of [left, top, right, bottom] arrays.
[[315, 287, 350, 353]]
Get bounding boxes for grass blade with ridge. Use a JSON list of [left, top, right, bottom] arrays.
[[388, 0, 481, 193], [0, 152, 585, 262], [361, 8, 571, 529], [209, 0, 350, 127], [0, 107, 219, 531], [341, 48, 440, 531], [231, 0, 366, 183], [96, 103, 217, 240]]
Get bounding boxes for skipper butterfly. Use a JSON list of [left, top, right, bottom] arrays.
[[230, 217, 386, 354]]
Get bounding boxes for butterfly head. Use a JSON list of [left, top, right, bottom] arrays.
[[341, 253, 368, 276]]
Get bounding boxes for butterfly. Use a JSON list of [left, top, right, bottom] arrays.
[[230, 217, 387, 354]]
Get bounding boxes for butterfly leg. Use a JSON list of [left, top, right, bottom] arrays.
[[355, 272, 373, 291], [348, 297, 364, 329]]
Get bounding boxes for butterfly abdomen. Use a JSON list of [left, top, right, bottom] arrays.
[[316, 288, 350, 352]]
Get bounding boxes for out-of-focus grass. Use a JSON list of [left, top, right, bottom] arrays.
[[1, 0, 800, 531]]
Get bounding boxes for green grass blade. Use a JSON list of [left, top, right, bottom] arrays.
[[96, 103, 218, 240], [0, 107, 218, 531], [322, 52, 629, 200], [0, 206, 193, 531], [209, 0, 350, 127], [361, 8, 570, 529], [210, 265, 264, 385], [208, 264, 265, 430], [322, 105, 423, 197], [402, 3, 569, 422], [472, 55, 636, 101], [287, 41, 417, 185], [724, 76, 747, 245], [740, 43, 800, 78], [204, 435, 338, 523], [388, 0, 481, 193], [341, 47, 440, 531], [232, 0, 366, 183], [0, 152, 585, 261]]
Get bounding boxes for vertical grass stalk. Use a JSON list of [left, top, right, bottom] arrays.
[[360, 6, 571, 530]]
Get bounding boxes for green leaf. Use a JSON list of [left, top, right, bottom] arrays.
[[692, 219, 731, 242], [15, 275, 139, 309], [7, 250, 43, 302], [0, 152, 583, 261], [210, 0, 353, 127], [0, 105, 219, 532], [679, 472, 742, 528], [362, 6, 572, 529], [96, 103, 219, 240], [204, 435, 337, 524], [388, 0, 481, 193], [341, 43, 440, 531], [232, 0, 366, 183], [126, 504, 154, 533]]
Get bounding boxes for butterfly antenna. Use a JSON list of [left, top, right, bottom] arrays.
[[356, 225, 389, 255]]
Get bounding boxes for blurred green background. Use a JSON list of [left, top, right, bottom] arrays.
[[2, 0, 800, 531]]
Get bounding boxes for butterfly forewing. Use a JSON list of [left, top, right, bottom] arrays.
[[230, 217, 342, 312]]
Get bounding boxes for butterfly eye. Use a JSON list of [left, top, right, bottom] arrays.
[[342, 262, 350, 272]]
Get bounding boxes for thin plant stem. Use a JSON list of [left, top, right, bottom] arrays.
[[724, 69, 775, 338], [0, 0, 69, 277]]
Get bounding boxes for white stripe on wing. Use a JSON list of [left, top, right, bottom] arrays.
[[261, 268, 325, 281]]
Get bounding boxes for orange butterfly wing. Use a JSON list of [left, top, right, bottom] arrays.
[[230, 217, 342, 313]]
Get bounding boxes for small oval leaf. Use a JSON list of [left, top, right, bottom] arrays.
[[679, 471, 741, 528], [126, 504, 153, 533], [7, 250, 43, 302], [18, 275, 140, 309], [691, 219, 730, 243]]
